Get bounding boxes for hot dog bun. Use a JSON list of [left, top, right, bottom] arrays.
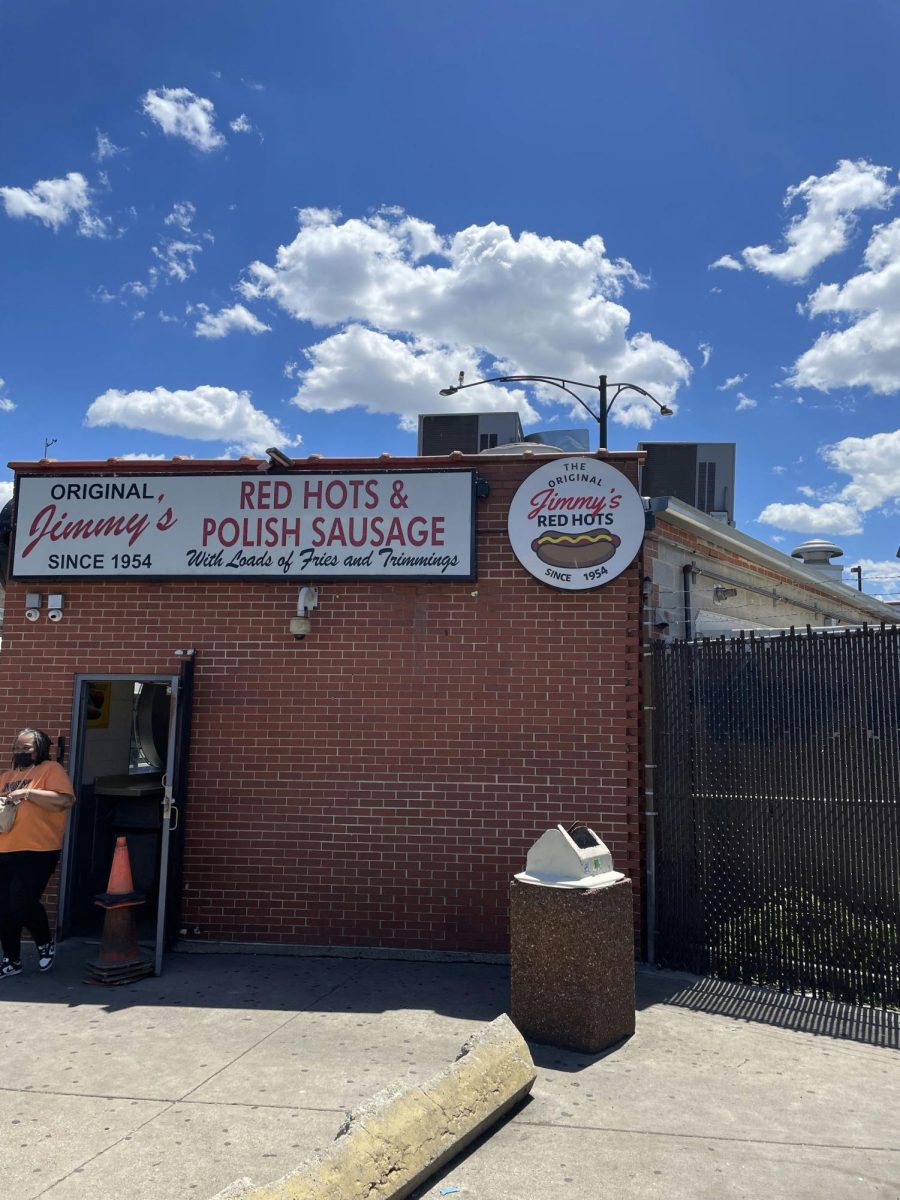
[[531, 529, 620, 568]]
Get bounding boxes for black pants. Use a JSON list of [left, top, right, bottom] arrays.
[[0, 850, 60, 962]]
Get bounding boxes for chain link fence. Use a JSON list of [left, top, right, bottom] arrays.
[[652, 626, 900, 1008]]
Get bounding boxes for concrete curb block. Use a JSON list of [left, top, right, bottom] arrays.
[[212, 1013, 536, 1200]]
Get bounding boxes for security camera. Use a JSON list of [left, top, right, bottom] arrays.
[[25, 608, 40, 622], [289, 616, 311, 640], [47, 609, 63, 623]]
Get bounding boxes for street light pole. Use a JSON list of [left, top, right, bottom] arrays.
[[599, 375, 608, 452], [438, 372, 672, 451]]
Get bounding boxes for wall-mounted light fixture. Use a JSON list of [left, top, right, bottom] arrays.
[[25, 593, 42, 622], [290, 586, 319, 641], [266, 446, 294, 471], [713, 585, 738, 603]]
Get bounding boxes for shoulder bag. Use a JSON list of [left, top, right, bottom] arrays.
[[0, 798, 18, 834]]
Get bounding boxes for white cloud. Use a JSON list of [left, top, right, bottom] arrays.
[[740, 159, 896, 282], [126, 279, 153, 299], [164, 200, 196, 233], [142, 87, 226, 152], [100, 204, 208, 304], [709, 254, 743, 271], [0, 378, 14, 413], [717, 373, 746, 391], [757, 501, 863, 536], [291, 325, 541, 432], [152, 239, 202, 282], [789, 216, 900, 394], [194, 303, 271, 339], [849, 559, 900, 584], [790, 311, 900, 395], [759, 426, 900, 537], [94, 131, 123, 162], [698, 342, 712, 367], [230, 114, 253, 133], [242, 208, 690, 430], [84, 385, 298, 455], [0, 171, 109, 237], [0, 480, 13, 506], [735, 393, 757, 411], [822, 428, 900, 510], [772, 465, 786, 474]]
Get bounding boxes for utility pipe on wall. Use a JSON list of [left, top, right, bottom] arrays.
[[682, 563, 694, 641], [641, 577, 658, 963]]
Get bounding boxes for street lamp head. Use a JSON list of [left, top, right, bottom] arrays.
[[659, 405, 674, 417], [439, 387, 459, 396]]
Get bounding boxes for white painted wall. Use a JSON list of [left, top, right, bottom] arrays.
[[650, 534, 874, 640], [82, 680, 135, 781]]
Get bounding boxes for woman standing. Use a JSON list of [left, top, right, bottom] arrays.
[[0, 728, 75, 978]]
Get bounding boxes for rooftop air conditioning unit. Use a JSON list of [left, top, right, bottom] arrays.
[[638, 442, 736, 525], [418, 412, 524, 456]]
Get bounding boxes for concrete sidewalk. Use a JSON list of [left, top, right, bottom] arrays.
[[1, 944, 898, 1200]]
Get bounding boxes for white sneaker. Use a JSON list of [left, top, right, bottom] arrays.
[[0, 957, 22, 978], [37, 941, 55, 972]]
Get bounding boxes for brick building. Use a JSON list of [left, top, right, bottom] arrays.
[[0, 450, 646, 966]]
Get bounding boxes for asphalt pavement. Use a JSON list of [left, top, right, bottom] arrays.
[[1, 944, 898, 1199]]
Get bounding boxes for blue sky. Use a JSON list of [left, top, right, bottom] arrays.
[[2, 1, 900, 597]]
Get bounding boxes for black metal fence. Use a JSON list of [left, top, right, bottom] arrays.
[[652, 625, 900, 1008]]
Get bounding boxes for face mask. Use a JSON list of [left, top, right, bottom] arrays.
[[12, 751, 33, 769]]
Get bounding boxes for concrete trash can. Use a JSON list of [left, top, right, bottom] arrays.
[[510, 824, 636, 1054]]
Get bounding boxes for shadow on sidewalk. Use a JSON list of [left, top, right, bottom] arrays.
[[0, 943, 512, 1024], [637, 966, 900, 1050], [3, 945, 897, 1052]]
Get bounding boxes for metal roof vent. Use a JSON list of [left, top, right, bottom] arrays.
[[479, 441, 563, 455], [790, 539, 844, 582]]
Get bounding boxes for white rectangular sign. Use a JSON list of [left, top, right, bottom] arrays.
[[12, 471, 477, 580]]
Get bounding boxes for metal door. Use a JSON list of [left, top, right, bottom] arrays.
[[62, 660, 194, 975]]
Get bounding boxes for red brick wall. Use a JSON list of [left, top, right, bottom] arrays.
[[0, 454, 644, 953]]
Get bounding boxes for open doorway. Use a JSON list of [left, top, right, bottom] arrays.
[[60, 664, 193, 973]]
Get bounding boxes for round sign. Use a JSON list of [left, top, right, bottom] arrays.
[[507, 457, 645, 590]]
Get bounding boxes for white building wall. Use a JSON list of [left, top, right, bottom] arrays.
[[648, 505, 896, 639]]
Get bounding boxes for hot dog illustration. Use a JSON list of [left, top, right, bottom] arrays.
[[531, 529, 621, 569]]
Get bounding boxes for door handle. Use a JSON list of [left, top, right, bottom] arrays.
[[169, 804, 179, 832]]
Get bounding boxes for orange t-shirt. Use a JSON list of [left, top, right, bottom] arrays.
[[0, 760, 75, 853]]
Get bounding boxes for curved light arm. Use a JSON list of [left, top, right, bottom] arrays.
[[606, 381, 674, 417], [440, 374, 601, 422], [438, 372, 672, 449]]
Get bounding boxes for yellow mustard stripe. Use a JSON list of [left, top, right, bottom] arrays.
[[536, 532, 612, 547]]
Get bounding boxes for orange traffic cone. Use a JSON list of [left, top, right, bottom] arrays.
[[85, 836, 153, 986], [95, 836, 143, 908]]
